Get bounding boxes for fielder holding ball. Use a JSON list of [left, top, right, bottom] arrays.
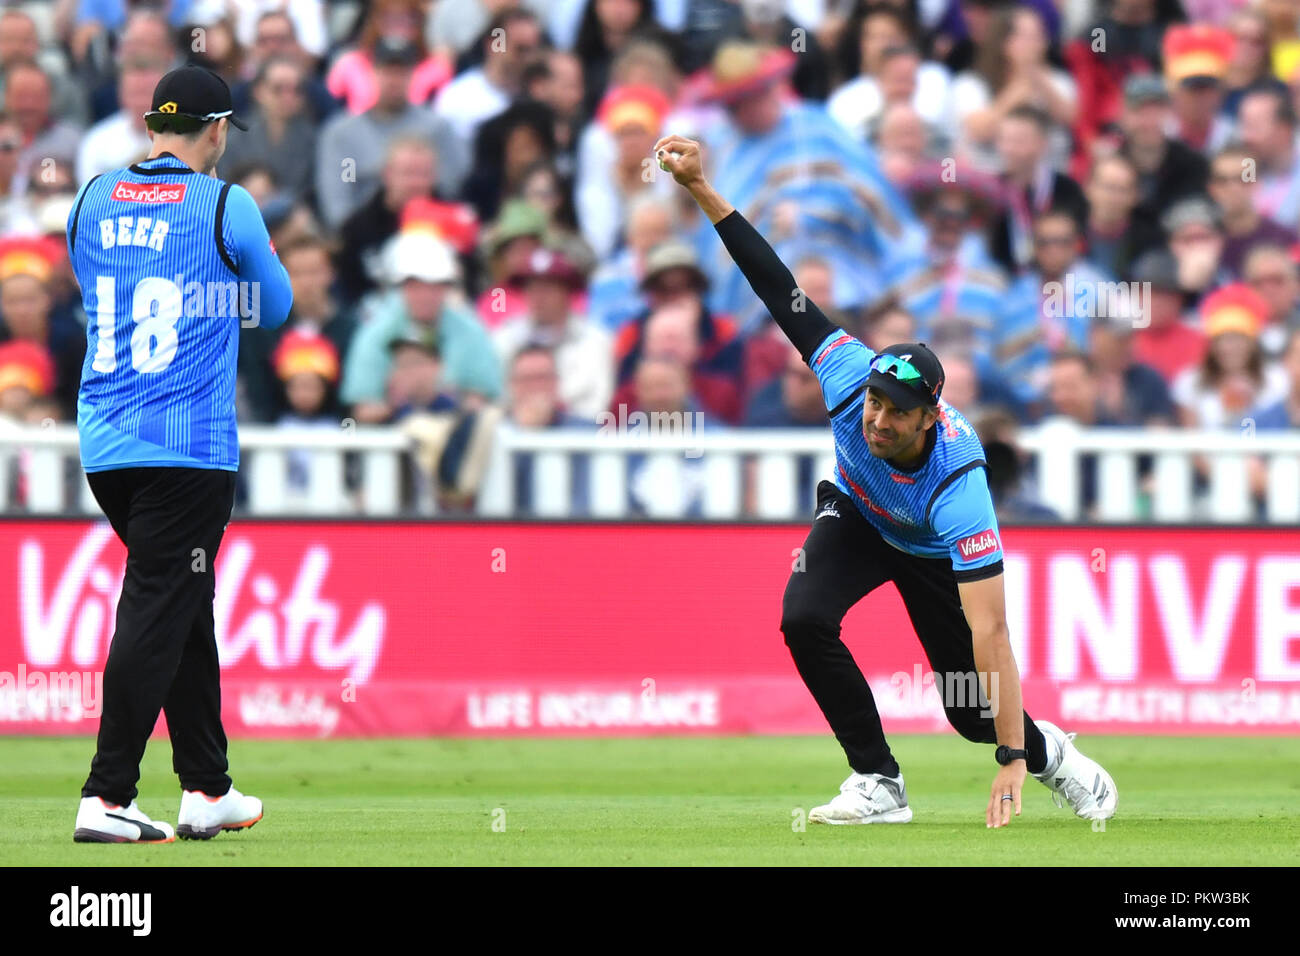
[[654, 135, 1117, 827]]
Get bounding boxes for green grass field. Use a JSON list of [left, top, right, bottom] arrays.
[[2, 734, 1297, 866]]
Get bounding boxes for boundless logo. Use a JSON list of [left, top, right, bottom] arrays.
[[957, 529, 999, 559], [111, 181, 186, 203], [815, 503, 840, 520]]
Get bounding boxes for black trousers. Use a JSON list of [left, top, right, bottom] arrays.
[[782, 481, 1046, 777], [83, 466, 237, 806]]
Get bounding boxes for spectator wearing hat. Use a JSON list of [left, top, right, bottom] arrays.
[[586, 193, 675, 335], [216, 54, 318, 198], [75, 58, 164, 185], [1172, 283, 1289, 430], [1208, 144, 1298, 279], [326, 0, 451, 115], [1236, 86, 1300, 229], [1163, 24, 1237, 155], [6, 61, 80, 198], [950, 4, 1076, 173], [0, 255, 82, 420], [610, 248, 745, 424], [697, 39, 914, 327], [239, 236, 357, 423], [335, 136, 444, 305], [1114, 74, 1210, 228], [576, 84, 675, 260], [887, 165, 1006, 363], [493, 247, 612, 421], [1083, 153, 1164, 281], [474, 198, 550, 330], [828, 4, 953, 140], [1163, 195, 1231, 297], [272, 329, 342, 426], [433, 9, 543, 155], [1243, 243, 1300, 357], [316, 37, 465, 230], [987, 105, 1088, 275], [341, 232, 501, 423], [1129, 249, 1207, 385], [0, 336, 54, 423], [996, 206, 1110, 411]]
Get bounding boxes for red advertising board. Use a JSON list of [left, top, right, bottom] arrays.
[[2, 521, 1299, 737]]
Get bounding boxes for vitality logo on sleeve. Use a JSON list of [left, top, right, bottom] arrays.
[[957, 529, 1000, 559]]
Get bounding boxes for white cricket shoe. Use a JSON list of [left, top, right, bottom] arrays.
[[177, 786, 263, 840], [1033, 720, 1117, 821], [809, 772, 912, 825], [74, 796, 175, 844]]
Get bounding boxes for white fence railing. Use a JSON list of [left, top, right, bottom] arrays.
[[0, 421, 1297, 522]]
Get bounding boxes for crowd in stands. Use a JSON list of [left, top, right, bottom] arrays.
[[0, 0, 1298, 519]]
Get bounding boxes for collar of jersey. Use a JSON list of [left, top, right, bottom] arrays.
[[128, 152, 196, 176]]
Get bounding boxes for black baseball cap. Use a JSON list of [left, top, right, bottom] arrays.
[[144, 65, 247, 132], [865, 342, 945, 411]]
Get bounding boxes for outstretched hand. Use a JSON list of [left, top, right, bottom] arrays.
[[653, 135, 706, 189]]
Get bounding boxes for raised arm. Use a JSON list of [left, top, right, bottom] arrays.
[[654, 135, 838, 362]]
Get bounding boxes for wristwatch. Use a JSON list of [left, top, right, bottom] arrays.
[[995, 746, 1028, 766]]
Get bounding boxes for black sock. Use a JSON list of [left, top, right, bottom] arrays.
[[1024, 714, 1048, 774]]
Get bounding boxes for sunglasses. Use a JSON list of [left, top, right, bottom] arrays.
[[870, 352, 936, 396]]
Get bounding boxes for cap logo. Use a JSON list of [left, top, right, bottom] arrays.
[[158, 102, 178, 113]]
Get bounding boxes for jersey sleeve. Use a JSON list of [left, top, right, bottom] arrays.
[[222, 183, 293, 331], [929, 466, 1004, 581], [808, 328, 874, 414]]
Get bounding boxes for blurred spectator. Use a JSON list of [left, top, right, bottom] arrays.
[[828, 4, 951, 141], [475, 198, 549, 329], [744, 343, 828, 427], [577, 84, 673, 259], [1243, 243, 1300, 357], [327, 0, 450, 114], [1223, 7, 1282, 116], [625, 354, 710, 517], [1115, 74, 1210, 229], [522, 50, 586, 177], [1083, 153, 1163, 280], [938, 351, 981, 415], [341, 232, 501, 423], [76, 59, 165, 184], [240, 236, 357, 423], [186, 17, 246, 87], [229, 0, 327, 61], [270, 329, 343, 433], [987, 105, 1088, 274], [233, 10, 336, 119], [335, 136, 440, 304], [217, 55, 317, 196], [493, 247, 613, 420], [502, 344, 593, 516], [888, 166, 1006, 361], [586, 192, 674, 334], [1209, 144, 1297, 278], [573, 0, 677, 118], [699, 40, 915, 326], [0, 337, 54, 424], [730, 0, 832, 101], [873, 102, 933, 186], [0, 264, 83, 419], [1045, 349, 1120, 516], [463, 99, 556, 222], [0, 8, 86, 127], [510, 160, 589, 266], [1172, 283, 1288, 429], [426, 0, 551, 61], [997, 207, 1107, 410], [433, 8, 542, 153], [1236, 85, 1300, 227], [7, 61, 81, 198], [386, 331, 460, 421], [951, 4, 1076, 172], [0, 113, 36, 235], [1088, 316, 1177, 426], [1248, 326, 1300, 428], [1162, 195, 1229, 296], [81, 9, 177, 122], [974, 407, 1060, 523], [1129, 249, 1207, 385], [612, 273, 745, 424], [1162, 25, 1235, 155], [861, 301, 916, 352], [317, 37, 465, 230]]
